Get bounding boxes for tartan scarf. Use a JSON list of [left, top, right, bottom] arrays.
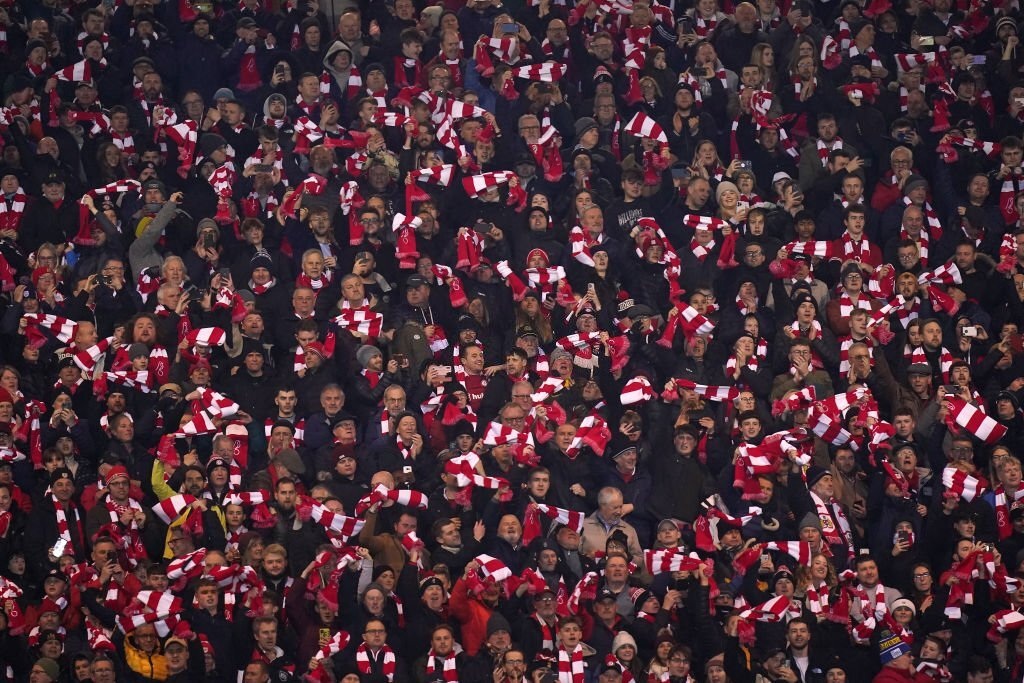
[[557, 643, 586, 683], [425, 650, 459, 683], [357, 643, 396, 682]]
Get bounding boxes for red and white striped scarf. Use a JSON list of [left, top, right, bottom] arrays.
[[425, 649, 459, 683], [840, 233, 872, 262], [557, 644, 586, 683], [816, 137, 842, 166], [53, 494, 76, 559], [534, 614, 556, 652], [693, 14, 718, 36], [899, 85, 925, 113], [892, 296, 920, 329], [909, 345, 954, 384], [296, 270, 332, 292], [1000, 170, 1023, 225], [994, 485, 1024, 541], [804, 580, 831, 616], [851, 582, 889, 643], [0, 188, 26, 233], [900, 225, 929, 267], [356, 643, 396, 681], [905, 196, 943, 243], [848, 44, 881, 69], [792, 75, 817, 96], [838, 334, 873, 374], [810, 490, 854, 559], [690, 237, 715, 262], [110, 130, 136, 158], [249, 277, 276, 295], [838, 291, 873, 318]]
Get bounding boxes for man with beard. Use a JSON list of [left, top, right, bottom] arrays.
[[269, 477, 321, 572], [485, 514, 528, 574]]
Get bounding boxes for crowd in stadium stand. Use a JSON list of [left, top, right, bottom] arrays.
[[3, 0, 1024, 682]]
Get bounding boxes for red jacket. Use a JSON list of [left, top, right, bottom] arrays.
[[448, 577, 493, 656], [871, 665, 933, 683]]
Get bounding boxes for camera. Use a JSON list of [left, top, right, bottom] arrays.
[[961, 326, 978, 338]]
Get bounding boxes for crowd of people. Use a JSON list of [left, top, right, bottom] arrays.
[[2, 0, 1024, 682]]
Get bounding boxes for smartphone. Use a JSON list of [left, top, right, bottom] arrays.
[[392, 353, 406, 365], [203, 233, 215, 248], [942, 384, 960, 394], [737, 160, 753, 172], [971, 55, 986, 65], [275, 64, 286, 76], [896, 529, 910, 545], [962, 326, 978, 338], [250, 163, 273, 173], [895, 132, 909, 143], [472, 220, 491, 234], [441, 365, 453, 376], [501, 22, 519, 34], [51, 538, 68, 558], [218, 267, 231, 280], [758, 551, 771, 573], [918, 36, 935, 46], [670, 166, 691, 180], [737, 200, 750, 213]]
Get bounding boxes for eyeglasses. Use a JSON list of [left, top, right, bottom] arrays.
[[913, 572, 930, 579], [745, 251, 763, 257]]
